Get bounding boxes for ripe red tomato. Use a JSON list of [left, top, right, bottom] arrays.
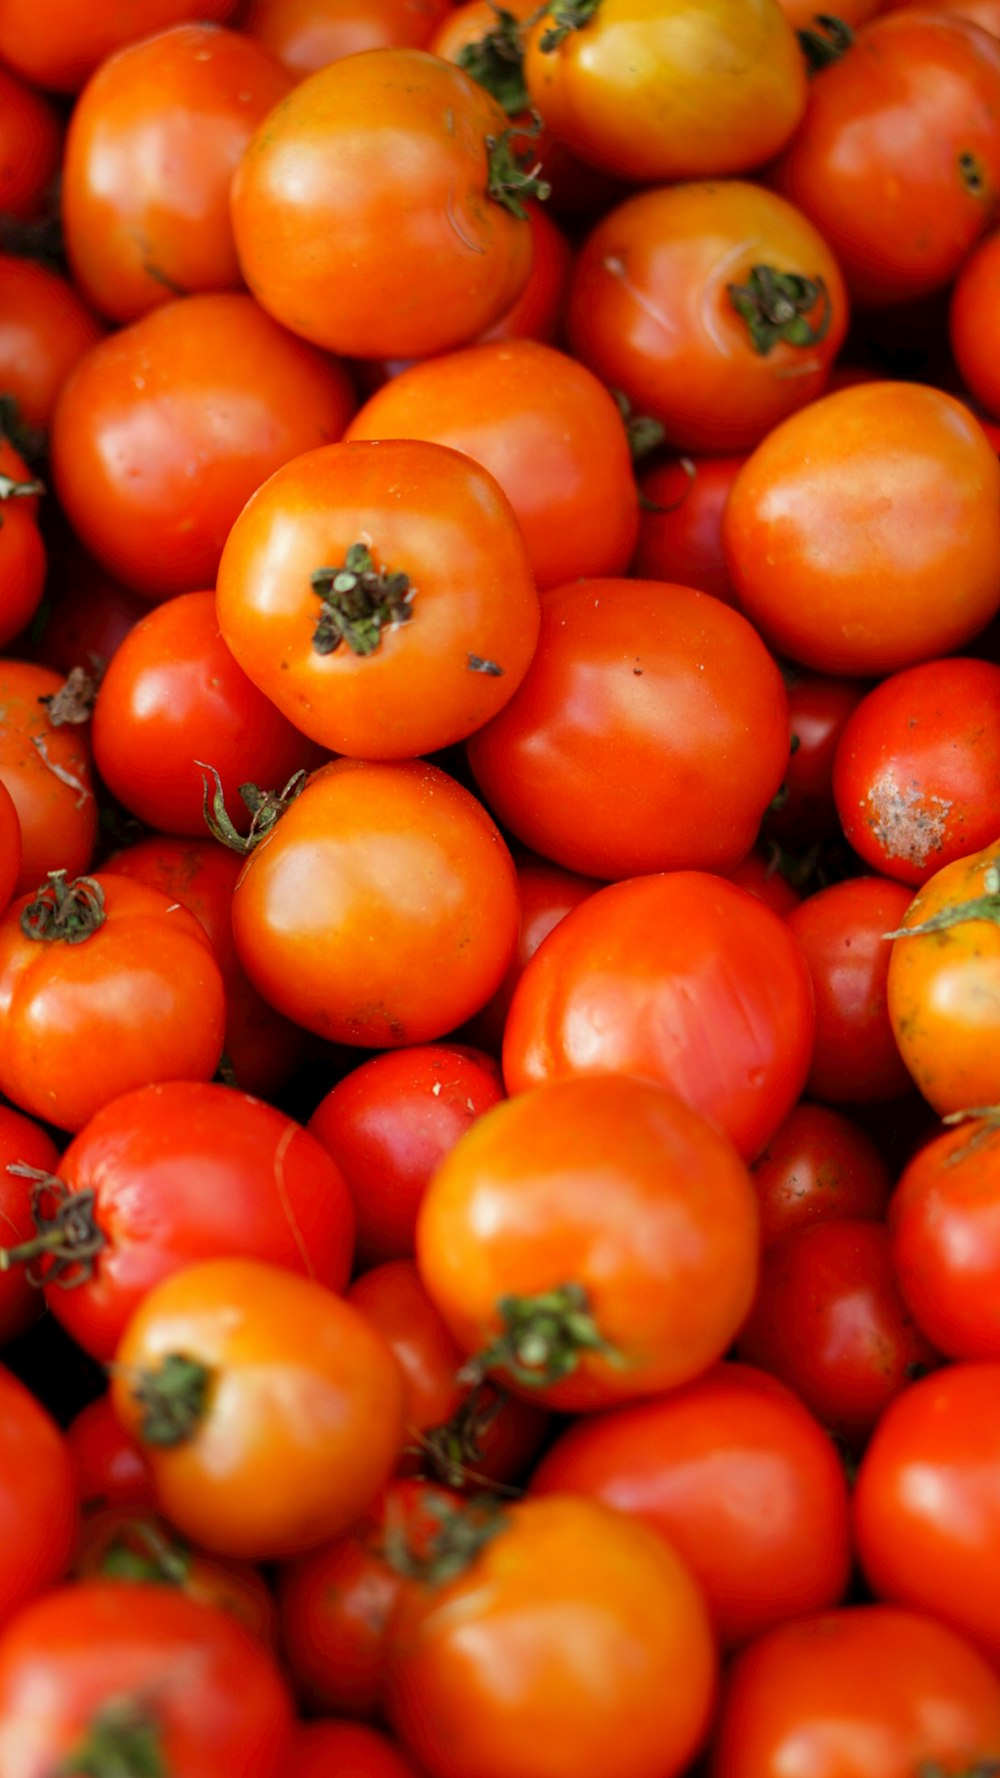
[[631, 455, 745, 603], [750, 1101, 892, 1246], [889, 1111, 1000, 1359], [764, 667, 866, 844], [287, 1721, 421, 1778], [0, 61, 60, 220], [0, 782, 20, 919], [532, 1363, 851, 1647], [417, 1073, 760, 1412], [726, 846, 803, 917], [466, 579, 789, 881], [0, 439, 45, 650], [0, 0, 239, 90], [66, 1394, 155, 1513], [245, 0, 453, 77], [0, 1366, 76, 1628], [32, 549, 143, 678], [460, 856, 599, 1055], [502, 871, 815, 1162], [952, 227, 1000, 417], [215, 439, 539, 759], [0, 255, 101, 434], [0, 1101, 58, 1344]]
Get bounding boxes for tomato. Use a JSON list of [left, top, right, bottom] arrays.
[[889, 1110, 1000, 1359], [0, 0, 239, 90], [50, 291, 356, 599], [786, 877, 916, 1104], [92, 590, 322, 836], [216, 439, 539, 759], [0, 661, 98, 897], [245, 0, 452, 75], [0, 61, 60, 221], [522, 0, 806, 182], [777, 0, 879, 24], [32, 548, 144, 678], [533, 1362, 850, 1647], [751, 1101, 892, 1246], [0, 781, 20, 920], [112, 1256, 405, 1559], [229, 758, 520, 1049], [466, 579, 789, 881], [308, 1045, 505, 1265], [0, 1581, 292, 1777], [345, 342, 638, 592], [0, 872, 226, 1132], [726, 845, 803, 917], [736, 1220, 939, 1446], [287, 1722, 421, 1778], [0, 439, 45, 650], [417, 1074, 759, 1413], [384, 1493, 717, 1778], [711, 1605, 1000, 1778], [953, 226, 1000, 418], [886, 838, 1000, 1113], [0, 1366, 76, 1627], [7, 1079, 354, 1362], [502, 872, 815, 1162], [774, 12, 1000, 308], [0, 255, 101, 434], [66, 1394, 156, 1513], [854, 1362, 1000, 1662], [832, 657, 1000, 885], [567, 182, 848, 454], [723, 382, 1000, 675], [0, 1101, 58, 1344], [461, 856, 599, 1055], [476, 201, 573, 345], [631, 455, 745, 604], [764, 668, 867, 845], [230, 50, 536, 359], [61, 23, 291, 324]]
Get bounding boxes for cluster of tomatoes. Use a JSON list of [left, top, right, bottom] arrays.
[[4, 0, 1000, 1774]]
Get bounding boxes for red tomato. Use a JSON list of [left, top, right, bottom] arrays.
[[245, 0, 453, 76], [308, 1045, 505, 1265], [953, 226, 1000, 421], [417, 1074, 760, 1412], [883, 0, 1000, 28], [764, 667, 867, 844], [532, 1363, 850, 1647], [0, 782, 20, 919], [889, 1111, 1000, 1359], [0, 255, 101, 433], [466, 579, 789, 881], [751, 1100, 892, 1246], [288, 1722, 420, 1778], [0, 1366, 76, 1628], [476, 202, 573, 346], [631, 455, 746, 604], [0, 439, 45, 651], [2, 657, 101, 904], [786, 876, 917, 1104], [503, 872, 815, 1162], [460, 856, 599, 1055], [32, 549, 144, 678], [0, 61, 60, 220], [50, 292, 356, 599], [0, 1101, 58, 1344], [0, 0, 239, 90], [726, 846, 803, 917], [66, 1394, 156, 1513]]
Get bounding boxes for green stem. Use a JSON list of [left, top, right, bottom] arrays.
[[57, 1702, 165, 1778], [128, 1354, 213, 1448], [383, 1490, 506, 1587], [309, 542, 414, 656], [884, 869, 1000, 939], [457, 6, 531, 114], [797, 15, 853, 72], [613, 391, 665, 464], [195, 761, 308, 856], [486, 120, 551, 219], [20, 871, 105, 944], [727, 265, 832, 355], [539, 0, 601, 52], [0, 1165, 103, 1288], [458, 1283, 625, 1391], [99, 1519, 192, 1590]]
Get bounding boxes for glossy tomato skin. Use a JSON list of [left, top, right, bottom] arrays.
[[287, 1721, 421, 1778], [532, 1363, 850, 1647], [774, 11, 1000, 308], [0, 441, 45, 652], [66, 1394, 155, 1513], [466, 579, 789, 881], [460, 856, 599, 1055], [308, 1046, 505, 1265], [113, 1257, 406, 1559], [0, 1102, 58, 1344], [0, 1582, 292, 1778], [30, 1079, 355, 1362], [385, 1494, 717, 1778], [231, 50, 533, 359], [417, 1074, 760, 1413], [0, 255, 102, 433], [724, 381, 1000, 676], [725, 846, 803, 917], [215, 439, 539, 759], [567, 182, 848, 454], [786, 877, 916, 1104], [832, 657, 1000, 884], [0, 783, 21, 921], [50, 292, 356, 599], [735, 1220, 939, 1446], [764, 668, 867, 844], [953, 227, 1000, 415], [476, 202, 573, 346], [854, 1363, 1000, 1662], [711, 1604, 1000, 1778], [0, 0, 239, 90], [889, 1113, 1000, 1359], [0, 1366, 77, 1628], [0, 874, 227, 1132], [632, 455, 745, 604], [503, 872, 815, 1162], [246, 0, 453, 76], [0, 61, 60, 220], [751, 1101, 892, 1246], [231, 759, 520, 1049], [523, 0, 805, 182], [345, 342, 638, 592], [61, 24, 292, 323]]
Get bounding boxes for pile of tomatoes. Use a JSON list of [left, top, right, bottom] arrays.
[[5, 0, 1000, 1773]]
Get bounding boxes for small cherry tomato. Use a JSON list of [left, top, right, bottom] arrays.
[[460, 856, 599, 1055], [66, 1394, 155, 1514], [0, 255, 101, 434], [889, 1110, 1000, 1359], [287, 1721, 421, 1778], [764, 667, 867, 844], [751, 1100, 892, 1246]]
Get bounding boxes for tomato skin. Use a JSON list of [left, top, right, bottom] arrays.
[[232, 759, 520, 1049], [632, 455, 745, 604], [0, 61, 60, 220], [503, 872, 815, 1163], [726, 847, 802, 917], [246, 0, 452, 75], [346, 342, 637, 593], [113, 1257, 406, 1560], [764, 669, 867, 845], [0, 1581, 292, 1778], [0, 439, 45, 652], [288, 1722, 420, 1778], [532, 1363, 850, 1648], [774, 12, 1000, 308], [50, 291, 356, 599], [308, 1046, 504, 1265], [231, 50, 533, 359], [385, 1494, 717, 1778], [889, 1113, 1000, 1359], [476, 202, 573, 346], [0, 1366, 77, 1629], [786, 877, 916, 1105], [0, 1102, 58, 1344], [854, 1363, 1000, 1662], [461, 857, 599, 1056], [32, 550, 143, 678], [711, 1604, 1000, 1778], [723, 382, 1000, 676], [751, 1101, 892, 1247], [466, 579, 789, 882], [777, 0, 879, 23], [0, 255, 101, 433], [215, 438, 539, 759], [0, 0, 239, 91], [66, 1394, 156, 1513], [28, 1079, 355, 1362], [417, 1074, 760, 1413], [0, 782, 21, 921], [0, 874, 227, 1133], [567, 182, 848, 454]]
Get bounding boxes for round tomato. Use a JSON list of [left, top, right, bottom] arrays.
[[0, 1100, 58, 1344], [0, 0, 239, 90], [287, 1721, 421, 1778], [245, 0, 453, 77], [0, 782, 20, 919], [66, 1394, 155, 1514], [460, 855, 599, 1055], [0, 61, 60, 220], [0, 255, 101, 433], [764, 667, 867, 845], [32, 548, 143, 678], [0, 439, 45, 650], [750, 1100, 892, 1246], [952, 227, 1000, 419], [632, 455, 745, 603], [0, 1367, 76, 1629], [889, 1111, 1000, 1359]]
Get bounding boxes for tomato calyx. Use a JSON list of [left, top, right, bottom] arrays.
[[485, 122, 551, 219], [384, 1488, 505, 1586], [56, 1698, 165, 1778], [884, 865, 1000, 940], [413, 1382, 520, 1494], [727, 266, 833, 357], [0, 1164, 103, 1287], [196, 761, 309, 856], [309, 543, 414, 657], [919, 1763, 1000, 1778], [0, 464, 43, 529], [458, 8, 531, 115], [613, 391, 666, 465], [128, 1353, 213, 1448], [97, 1517, 192, 1590], [39, 664, 100, 728], [20, 870, 106, 944], [459, 1283, 625, 1390], [539, 0, 601, 53], [797, 15, 853, 74]]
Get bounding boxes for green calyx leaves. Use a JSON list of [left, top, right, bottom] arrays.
[[727, 265, 832, 356]]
